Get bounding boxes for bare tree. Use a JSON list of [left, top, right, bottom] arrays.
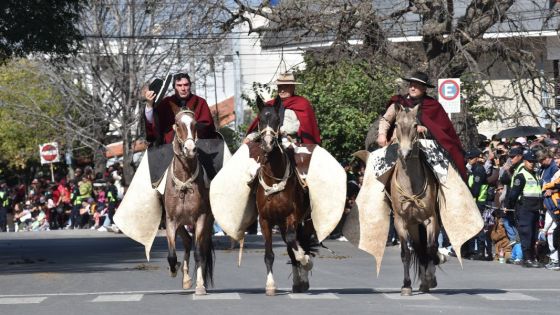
[[36, 0, 228, 183], [222, 0, 560, 148]]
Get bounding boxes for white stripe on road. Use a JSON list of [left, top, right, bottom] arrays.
[[192, 293, 241, 300], [289, 293, 339, 300], [0, 297, 47, 304], [383, 293, 439, 300], [92, 294, 144, 302], [479, 292, 539, 301]]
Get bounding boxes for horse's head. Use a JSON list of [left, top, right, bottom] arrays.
[[394, 103, 420, 161], [256, 95, 282, 153], [173, 109, 198, 159]]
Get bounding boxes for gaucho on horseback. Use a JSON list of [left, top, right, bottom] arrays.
[[113, 71, 231, 295], [343, 71, 484, 296]]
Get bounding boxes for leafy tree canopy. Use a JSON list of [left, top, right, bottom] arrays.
[[294, 54, 397, 160], [0, 0, 85, 62], [0, 59, 64, 168]]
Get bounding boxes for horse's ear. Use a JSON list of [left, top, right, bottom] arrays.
[[394, 102, 403, 113], [273, 95, 282, 112], [412, 104, 421, 114], [256, 96, 265, 112]]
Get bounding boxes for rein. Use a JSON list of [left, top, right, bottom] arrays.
[[394, 141, 428, 211], [258, 152, 292, 196], [170, 109, 200, 194]]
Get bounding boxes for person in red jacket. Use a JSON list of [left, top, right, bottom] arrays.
[[377, 71, 467, 180], [245, 73, 321, 145], [144, 72, 216, 145]]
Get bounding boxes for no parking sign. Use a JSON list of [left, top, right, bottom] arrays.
[[438, 78, 461, 113]]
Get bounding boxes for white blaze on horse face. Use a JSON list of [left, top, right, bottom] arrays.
[[180, 114, 196, 156], [262, 126, 275, 152]]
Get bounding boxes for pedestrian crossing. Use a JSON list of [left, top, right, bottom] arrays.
[[0, 289, 553, 305]]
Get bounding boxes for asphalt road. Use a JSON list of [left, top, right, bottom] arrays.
[[1, 230, 559, 315]]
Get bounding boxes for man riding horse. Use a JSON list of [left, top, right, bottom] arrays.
[[343, 71, 483, 292], [114, 72, 230, 259], [244, 72, 321, 146]]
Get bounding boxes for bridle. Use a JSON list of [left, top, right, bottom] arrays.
[[171, 109, 200, 195], [172, 109, 197, 156]]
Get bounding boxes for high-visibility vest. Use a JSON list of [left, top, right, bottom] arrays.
[[515, 167, 541, 199], [0, 191, 8, 207], [468, 173, 488, 202]]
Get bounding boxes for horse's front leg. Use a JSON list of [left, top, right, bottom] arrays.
[[193, 213, 213, 295], [177, 225, 193, 289], [421, 214, 441, 293], [284, 223, 309, 293], [165, 215, 180, 278], [393, 214, 412, 296], [260, 216, 276, 296]]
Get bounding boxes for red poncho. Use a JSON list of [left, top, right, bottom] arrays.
[[145, 94, 216, 144], [247, 96, 321, 144], [388, 95, 467, 180]]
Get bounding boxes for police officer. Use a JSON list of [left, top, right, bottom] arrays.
[[466, 149, 491, 260], [506, 151, 543, 268]]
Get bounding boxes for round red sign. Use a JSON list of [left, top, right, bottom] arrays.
[[41, 144, 58, 162]]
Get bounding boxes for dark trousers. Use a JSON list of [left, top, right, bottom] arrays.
[[71, 204, 81, 228], [516, 210, 539, 261], [0, 207, 6, 232]]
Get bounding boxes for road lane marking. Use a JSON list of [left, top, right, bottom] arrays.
[[478, 292, 539, 301], [383, 293, 439, 300], [92, 294, 144, 302], [289, 293, 339, 300], [192, 293, 241, 300], [0, 297, 47, 304]]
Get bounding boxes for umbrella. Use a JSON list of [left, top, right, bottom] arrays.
[[496, 126, 549, 139]]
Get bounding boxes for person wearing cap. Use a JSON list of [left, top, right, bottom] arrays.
[[539, 150, 560, 270], [144, 72, 216, 145], [506, 150, 543, 268], [245, 73, 321, 145], [465, 149, 492, 260], [376, 71, 467, 180], [497, 146, 524, 248]]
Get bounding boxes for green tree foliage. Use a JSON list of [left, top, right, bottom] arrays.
[[0, 59, 64, 168], [294, 55, 397, 160], [0, 0, 85, 62]]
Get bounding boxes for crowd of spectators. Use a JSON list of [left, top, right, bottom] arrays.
[[0, 164, 123, 233]]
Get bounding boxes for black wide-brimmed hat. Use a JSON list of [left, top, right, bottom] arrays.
[[149, 73, 172, 108], [402, 71, 435, 88]]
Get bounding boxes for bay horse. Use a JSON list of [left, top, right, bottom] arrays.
[[253, 96, 316, 296], [163, 109, 214, 295], [389, 103, 443, 296]]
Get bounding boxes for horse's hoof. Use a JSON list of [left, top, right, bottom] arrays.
[[265, 287, 276, 296], [183, 278, 192, 289], [292, 281, 309, 293], [302, 259, 313, 271], [401, 287, 413, 296], [419, 284, 430, 293], [430, 278, 438, 289], [170, 271, 178, 278], [195, 287, 207, 295], [437, 252, 448, 264]]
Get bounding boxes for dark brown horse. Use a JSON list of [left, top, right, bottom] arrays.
[[389, 103, 444, 296], [252, 96, 315, 296], [163, 109, 214, 295]]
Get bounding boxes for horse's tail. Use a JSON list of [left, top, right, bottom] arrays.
[[298, 219, 319, 256]]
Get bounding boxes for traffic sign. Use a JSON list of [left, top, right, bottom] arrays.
[[39, 142, 60, 164], [438, 78, 461, 113]]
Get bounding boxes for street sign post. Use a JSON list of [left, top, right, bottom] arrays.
[[39, 142, 60, 181], [438, 78, 461, 114]]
